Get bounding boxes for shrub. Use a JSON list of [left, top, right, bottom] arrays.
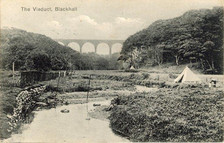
[[141, 73, 150, 79], [109, 88, 224, 142], [45, 84, 63, 92]]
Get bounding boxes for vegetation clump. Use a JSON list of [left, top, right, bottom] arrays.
[[0, 28, 121, 71], [109, 88, 224, 142], [121, 7, 223, 74]]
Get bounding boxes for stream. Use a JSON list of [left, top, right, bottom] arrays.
[[4, 85, 156, 143], [4, 100, 129, 143]]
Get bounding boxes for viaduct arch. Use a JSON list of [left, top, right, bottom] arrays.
[[54, 39, 124, 56]]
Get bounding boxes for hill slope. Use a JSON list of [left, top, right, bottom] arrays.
[[0, 28, 120, 71], [121, 7, 223, 74], [0, 28, 81, 71]]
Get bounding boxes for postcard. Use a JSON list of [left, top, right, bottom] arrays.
[[0, 0, 223, 142]]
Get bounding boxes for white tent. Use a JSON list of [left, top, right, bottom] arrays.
[[130, 66, 135, 70], [174, 66, 201, 83]]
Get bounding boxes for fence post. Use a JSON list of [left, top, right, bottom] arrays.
[[57, 71, 61, 89], [86, 74, 91, 103], [12, 62, 15, 82]]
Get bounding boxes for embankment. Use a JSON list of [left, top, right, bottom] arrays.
[[109, 88, 224, 142]]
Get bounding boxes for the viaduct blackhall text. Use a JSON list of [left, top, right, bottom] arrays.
[[21, 7, 77, 12]]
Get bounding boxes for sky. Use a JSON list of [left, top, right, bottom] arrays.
[[1, 0, 223, 54]]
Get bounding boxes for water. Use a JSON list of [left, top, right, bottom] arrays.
[[4, 85, 155, 143], [4, 100, 129, 143]]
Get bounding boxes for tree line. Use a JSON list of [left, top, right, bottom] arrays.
[[121, 7, 223, 74], [0, 28, 120, 71]]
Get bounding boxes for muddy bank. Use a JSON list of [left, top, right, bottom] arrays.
[[57, 89, 136, 105], [88, 105, 111, 121], [88, 85, 158, 122]]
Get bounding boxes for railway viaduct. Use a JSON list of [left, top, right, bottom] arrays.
[[54, 39, 124, 56]]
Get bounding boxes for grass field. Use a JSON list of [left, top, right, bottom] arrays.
[[0, 69, 223, 140], [109, 88, 224, 142]]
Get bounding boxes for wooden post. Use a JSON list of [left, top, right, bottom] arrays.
[[86, 74, 91, 103], [86, 74, 91, 120], [109, 47, 112, 57], [54, 92, 57, 108], [57, 71, 61, 89], [12, 62, 15, 81]]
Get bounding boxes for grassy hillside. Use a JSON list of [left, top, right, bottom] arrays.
[[121, 7, 223, 74]]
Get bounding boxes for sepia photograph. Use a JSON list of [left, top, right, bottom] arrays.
[[0, 0, 223, 142]]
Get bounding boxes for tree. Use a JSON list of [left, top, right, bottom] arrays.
[[108, 52, 120, 70], [25, 50, 51, 71], [120, 7, 223, 73], [201, 41, 216, 72], [171, 47, 183, 66], [95, 57, 109, 70], [153, 44, 165, 66]]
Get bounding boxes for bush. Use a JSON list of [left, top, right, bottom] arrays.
[[25, 50, 51, 71], [109, 88, 224, 142], [45, 84, 63, 92], [141, 73, 150, 79]]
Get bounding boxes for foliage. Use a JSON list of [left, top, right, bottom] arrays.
[[109, 88, 224, 142], [75, 52, 120, 70], [0, 81, 21, 139], [25, 50, 51, 71], [0, 28, 76, 71], [121, 7, 223, 73], [0, 28, 121, 71]]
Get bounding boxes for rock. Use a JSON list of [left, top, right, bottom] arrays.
[[35, 107, 41, 111], [61, 109, 69, 113], [93, 103, 101, 106], [106, 105, 114, 111], [64, 101, 69, 105], [6, 114, 12, 119], [36, 102, 47, 106]]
